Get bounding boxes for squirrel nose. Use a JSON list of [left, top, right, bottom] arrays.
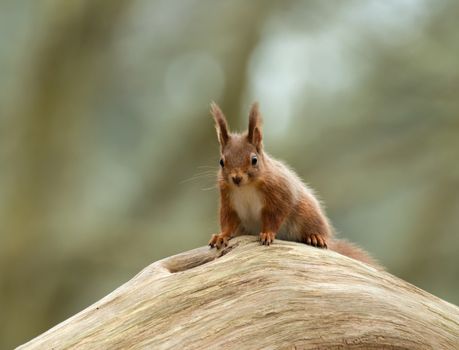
[[232, 176, 242, 185]]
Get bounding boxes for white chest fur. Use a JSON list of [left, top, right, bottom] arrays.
[[230, 185, 264, 234]]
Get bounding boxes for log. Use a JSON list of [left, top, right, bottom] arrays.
[[18, 236, 459, 349]]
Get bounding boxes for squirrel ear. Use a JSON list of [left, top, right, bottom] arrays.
[[247, 102, 263, 151], [210, 102, 230, 148]]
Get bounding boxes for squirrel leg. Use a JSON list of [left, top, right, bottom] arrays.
[[260, 207, 287, 246], [294, 200, 329, 249], [208, 232, 231, 249], [259, 232, 275, 246], [210, 199, 240, 249], [304, 233, 328, 249]]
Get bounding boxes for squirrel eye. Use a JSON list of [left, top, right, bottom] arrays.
[[251, 154, 258, 166], [219, 158, 224, 167]]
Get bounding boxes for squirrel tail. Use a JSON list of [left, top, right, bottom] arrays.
[[328, 238, 383, 270]]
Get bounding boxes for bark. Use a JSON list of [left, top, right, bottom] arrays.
[[18, 236, 459, 350]]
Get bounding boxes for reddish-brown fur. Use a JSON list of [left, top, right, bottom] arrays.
[[208, 102, 381, 269]]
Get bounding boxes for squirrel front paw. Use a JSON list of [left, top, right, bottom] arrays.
[[305, 234, 327, 249], [208, 233, 230, 249], [259, 232, 275, 246]]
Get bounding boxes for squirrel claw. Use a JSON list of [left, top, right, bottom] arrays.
[[259, 232, 275, 246], [305, 234, 327, 249], [208, 233, 229, 249]]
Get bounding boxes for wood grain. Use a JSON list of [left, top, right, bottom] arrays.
[[18, 236, 459, 349]]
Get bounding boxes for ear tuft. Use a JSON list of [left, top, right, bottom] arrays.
[[210, 101, 229, 148], [247, 102, 263, 151]]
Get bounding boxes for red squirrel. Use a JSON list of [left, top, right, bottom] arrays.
[[208, 102, 380, 268]]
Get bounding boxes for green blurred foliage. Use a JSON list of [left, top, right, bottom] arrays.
[[1, 0, 458, 348]]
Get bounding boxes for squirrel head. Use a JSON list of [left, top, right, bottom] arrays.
[[210, 102, 264, 187]]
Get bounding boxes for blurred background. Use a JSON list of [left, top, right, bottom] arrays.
[[1, 0, 458, 348]]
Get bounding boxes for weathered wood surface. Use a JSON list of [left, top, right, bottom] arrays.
[[18, 236, 459, 349]]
